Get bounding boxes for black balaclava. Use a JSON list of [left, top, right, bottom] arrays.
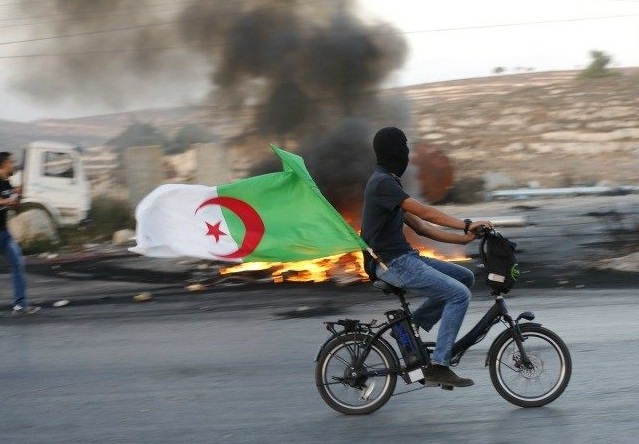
[[373, 127, 409, 177]]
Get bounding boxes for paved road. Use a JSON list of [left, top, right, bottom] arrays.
[[1, 286, 638, 444]]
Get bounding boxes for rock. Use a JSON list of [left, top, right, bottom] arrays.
[[8, 208, 58, 245], [112, 229, 135, 246], [598, 252, 639, 273], [186, 283, 206, 292], [483, 172, 517, 191], [133, 292, 153, 302], [450, 177, 485, 204], [501, 142, 526, 153]]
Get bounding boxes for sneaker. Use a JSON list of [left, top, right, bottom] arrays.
[[418, 378, 440, 387], [423, 364, 474, 387], [12, 304, 41, 315]]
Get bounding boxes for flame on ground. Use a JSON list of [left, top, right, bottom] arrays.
[[220, 248, 469, 285]]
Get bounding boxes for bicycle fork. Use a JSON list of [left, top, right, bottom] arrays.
[[484, 296, 538, 369]]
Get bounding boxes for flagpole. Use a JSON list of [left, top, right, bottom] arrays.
[[366, 247, 388, 272]]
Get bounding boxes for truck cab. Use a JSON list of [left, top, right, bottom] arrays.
[[11, 141, 91, 228]]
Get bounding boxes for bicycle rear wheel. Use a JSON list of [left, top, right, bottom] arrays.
[[489, 324, 572, 407], [315, 334, 397, 415]]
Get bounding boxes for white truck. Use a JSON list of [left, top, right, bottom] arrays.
[[9, 141, 91, 239]]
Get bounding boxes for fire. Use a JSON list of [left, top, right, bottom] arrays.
[[220, 248, 469, 285]]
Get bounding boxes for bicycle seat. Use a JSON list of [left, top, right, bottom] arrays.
[[373, 279, 405, 295]]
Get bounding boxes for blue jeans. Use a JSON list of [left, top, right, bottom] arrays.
[[376, 250, 474, 366], [1, 229, 27, 306]]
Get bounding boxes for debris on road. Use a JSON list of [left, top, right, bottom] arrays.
[[133, 292, 153, 302]]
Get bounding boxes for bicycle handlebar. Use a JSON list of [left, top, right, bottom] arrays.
[[474, 225, 497, 238]]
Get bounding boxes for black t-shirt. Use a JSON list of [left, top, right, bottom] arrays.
[[360, 166, 412, 263], [0, 179, 13, 231]]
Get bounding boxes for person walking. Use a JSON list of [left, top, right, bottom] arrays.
[[0, 151, 40, 315], [361, 127, 491, 387]]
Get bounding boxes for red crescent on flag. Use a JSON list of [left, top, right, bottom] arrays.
[[195, 197, 265, 259]]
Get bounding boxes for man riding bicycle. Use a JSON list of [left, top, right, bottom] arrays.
[[361, 127, 493, 387]]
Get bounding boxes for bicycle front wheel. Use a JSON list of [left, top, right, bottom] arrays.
[[489, 324, 572, 407], [315, 334, 397, 415]]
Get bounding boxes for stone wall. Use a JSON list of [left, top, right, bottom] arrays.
[[403, 69, 639, 189]]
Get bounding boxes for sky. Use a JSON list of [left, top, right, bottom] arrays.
[[0, 0, 637, 122], [364, 0, 639, 86]]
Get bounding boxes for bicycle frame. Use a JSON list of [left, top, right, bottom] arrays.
[[320, 317, 410, 379], [318, 289, 538, 382], [451, 295, 535, 367]]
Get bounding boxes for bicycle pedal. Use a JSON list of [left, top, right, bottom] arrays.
[[441, 385, 454, 391], [360, 381, 376, 400]]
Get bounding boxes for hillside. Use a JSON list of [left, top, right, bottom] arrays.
[[0, 106, 224, 152], [404, 68, 639, 189]]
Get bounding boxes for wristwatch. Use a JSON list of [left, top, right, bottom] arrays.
[[463, 218, 472, 234]]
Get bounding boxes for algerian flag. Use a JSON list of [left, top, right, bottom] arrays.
[[130, 145, 368, 263]]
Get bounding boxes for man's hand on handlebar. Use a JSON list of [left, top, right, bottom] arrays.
[[470, 221, 494, 238]]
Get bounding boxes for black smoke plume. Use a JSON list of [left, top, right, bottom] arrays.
[[12, 0, 410, 210], [301, 117, 375, 212]]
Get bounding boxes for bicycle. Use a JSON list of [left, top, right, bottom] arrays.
[[314, 230, 572, 415]]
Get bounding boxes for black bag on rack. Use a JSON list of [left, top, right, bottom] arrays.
[[479, 231, 520, 294]]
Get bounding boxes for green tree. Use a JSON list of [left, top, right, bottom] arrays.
[[578, 50, 617, 79]]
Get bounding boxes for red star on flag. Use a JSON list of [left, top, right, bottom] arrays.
[[204, 221, 226, 243]]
